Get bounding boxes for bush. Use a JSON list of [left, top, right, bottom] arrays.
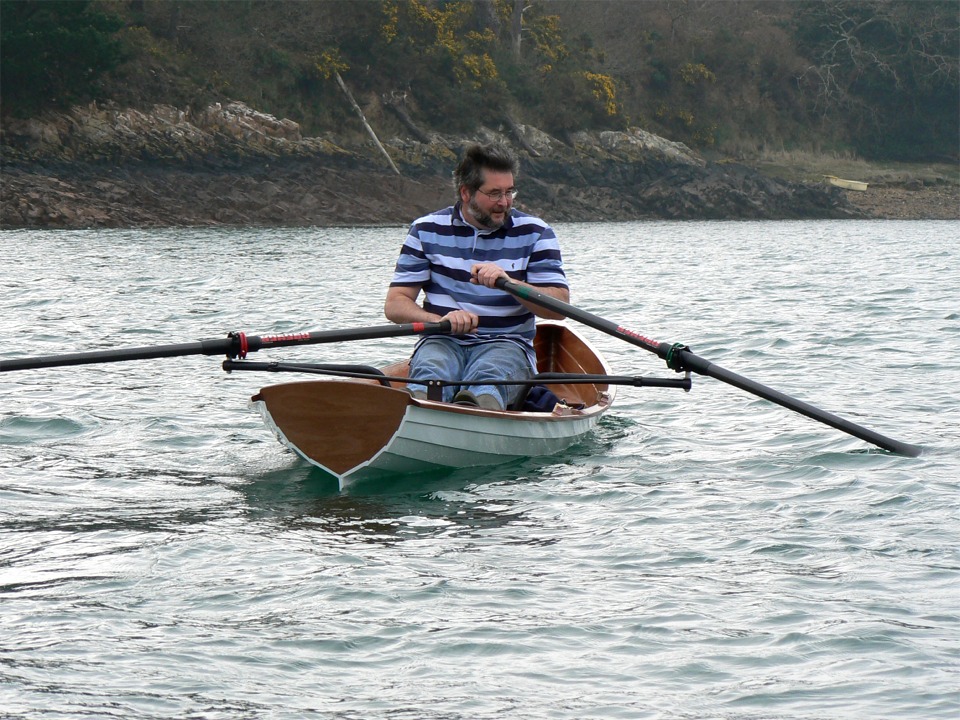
[[0, 0, 124, 116]]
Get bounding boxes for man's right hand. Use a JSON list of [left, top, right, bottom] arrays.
[[442, 309, 480, 335]]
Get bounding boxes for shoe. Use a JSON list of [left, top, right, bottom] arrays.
[[453, 390, 502, 410], [453, 390, 479, 406], [475, 393, 503, 410]]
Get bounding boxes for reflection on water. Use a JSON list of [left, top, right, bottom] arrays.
[[239, 461, 531, 541], [234, 412, 635, 542]]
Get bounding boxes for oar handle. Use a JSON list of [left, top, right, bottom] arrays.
[[495, 278, 922, 457], [0, 320, 451, 373]]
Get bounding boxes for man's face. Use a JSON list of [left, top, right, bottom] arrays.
[[462, 170, 516, 230]]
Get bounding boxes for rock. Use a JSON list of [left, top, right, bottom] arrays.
[[0, 100, 885, 229]]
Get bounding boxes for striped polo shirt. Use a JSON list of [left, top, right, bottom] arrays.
[[390, 202, 567, 367]]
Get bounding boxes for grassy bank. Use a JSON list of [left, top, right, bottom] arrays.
[[743, 149, 957, 188]]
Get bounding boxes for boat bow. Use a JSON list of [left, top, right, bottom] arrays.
[[253, 381, 413, 477]]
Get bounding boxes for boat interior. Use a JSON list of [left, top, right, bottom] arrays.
[[380, 322, 610, 410]]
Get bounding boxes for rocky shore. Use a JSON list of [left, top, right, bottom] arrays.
[[2, 102, 956, 229], [836, 183, 958, 221]]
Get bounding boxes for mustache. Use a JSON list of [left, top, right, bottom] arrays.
[[468, 198, 510, 229]]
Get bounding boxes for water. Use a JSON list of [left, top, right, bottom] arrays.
[[1, 221, 957, 719]]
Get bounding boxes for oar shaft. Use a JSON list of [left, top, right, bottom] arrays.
[[0, 321, 450, 373], [247, 321, 450, 352], [495, 278, 674, 360], [496, 278, 921, 457], [222, 361, 692, 390], [690, 355, 922, 457], [0, 338, 235, 372]]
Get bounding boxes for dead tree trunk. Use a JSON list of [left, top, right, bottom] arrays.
[[335, 72, 400, 176], [383, 92, 432, 144], [511, 0, 525, 59], [504, 114, 540, 157]]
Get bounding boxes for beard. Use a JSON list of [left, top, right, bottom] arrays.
[[466, 196, 508, 230]]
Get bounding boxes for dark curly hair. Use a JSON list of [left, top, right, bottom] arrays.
[[453, 143, 520, 195]]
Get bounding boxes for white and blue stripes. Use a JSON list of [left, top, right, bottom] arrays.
[[390, 203, 567, 364]]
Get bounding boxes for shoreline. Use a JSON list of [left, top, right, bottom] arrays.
[[2, 102, 956, 228], [836, 183, 958, 221], [2, 162, 955, 230]]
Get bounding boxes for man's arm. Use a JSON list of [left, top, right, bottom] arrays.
[[385, 285, 479, 334], [384, 285, 432, 324]]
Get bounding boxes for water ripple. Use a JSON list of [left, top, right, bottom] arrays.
[[1, 222, 956, 719]]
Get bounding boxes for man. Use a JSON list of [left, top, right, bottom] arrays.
[[384, 142, 569, 410]]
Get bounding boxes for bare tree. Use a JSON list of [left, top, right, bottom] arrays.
[[511, 0, 526, 59], [797, 0, 958, 115]]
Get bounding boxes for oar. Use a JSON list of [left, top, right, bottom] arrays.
[[496, 278, 922, 457], [222, 360, 693, 390], [0, 321, 451, 373]]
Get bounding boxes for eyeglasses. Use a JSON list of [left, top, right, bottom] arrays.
[[475, 188, 518, 202]]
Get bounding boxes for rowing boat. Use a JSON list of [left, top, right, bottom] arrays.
[[250, 320, 615, 487], [1, 283, 921, 466], [823, 175, 869, 191]]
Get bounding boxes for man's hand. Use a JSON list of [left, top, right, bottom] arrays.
[[442, 309, 480, 334], [470, 263, 508, 288]]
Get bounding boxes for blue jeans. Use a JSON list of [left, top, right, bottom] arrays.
[[407, 337, 533, 408]]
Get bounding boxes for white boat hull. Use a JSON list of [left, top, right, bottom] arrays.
[[255, 391, 609, 487], [251, 321, 615, 489], [824, 175, 869, 191]]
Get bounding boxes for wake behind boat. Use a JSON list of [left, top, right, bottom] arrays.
[[249, 321, 617, 488]]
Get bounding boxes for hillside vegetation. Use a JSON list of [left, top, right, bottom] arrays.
[[1, 0, 957, 164]]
